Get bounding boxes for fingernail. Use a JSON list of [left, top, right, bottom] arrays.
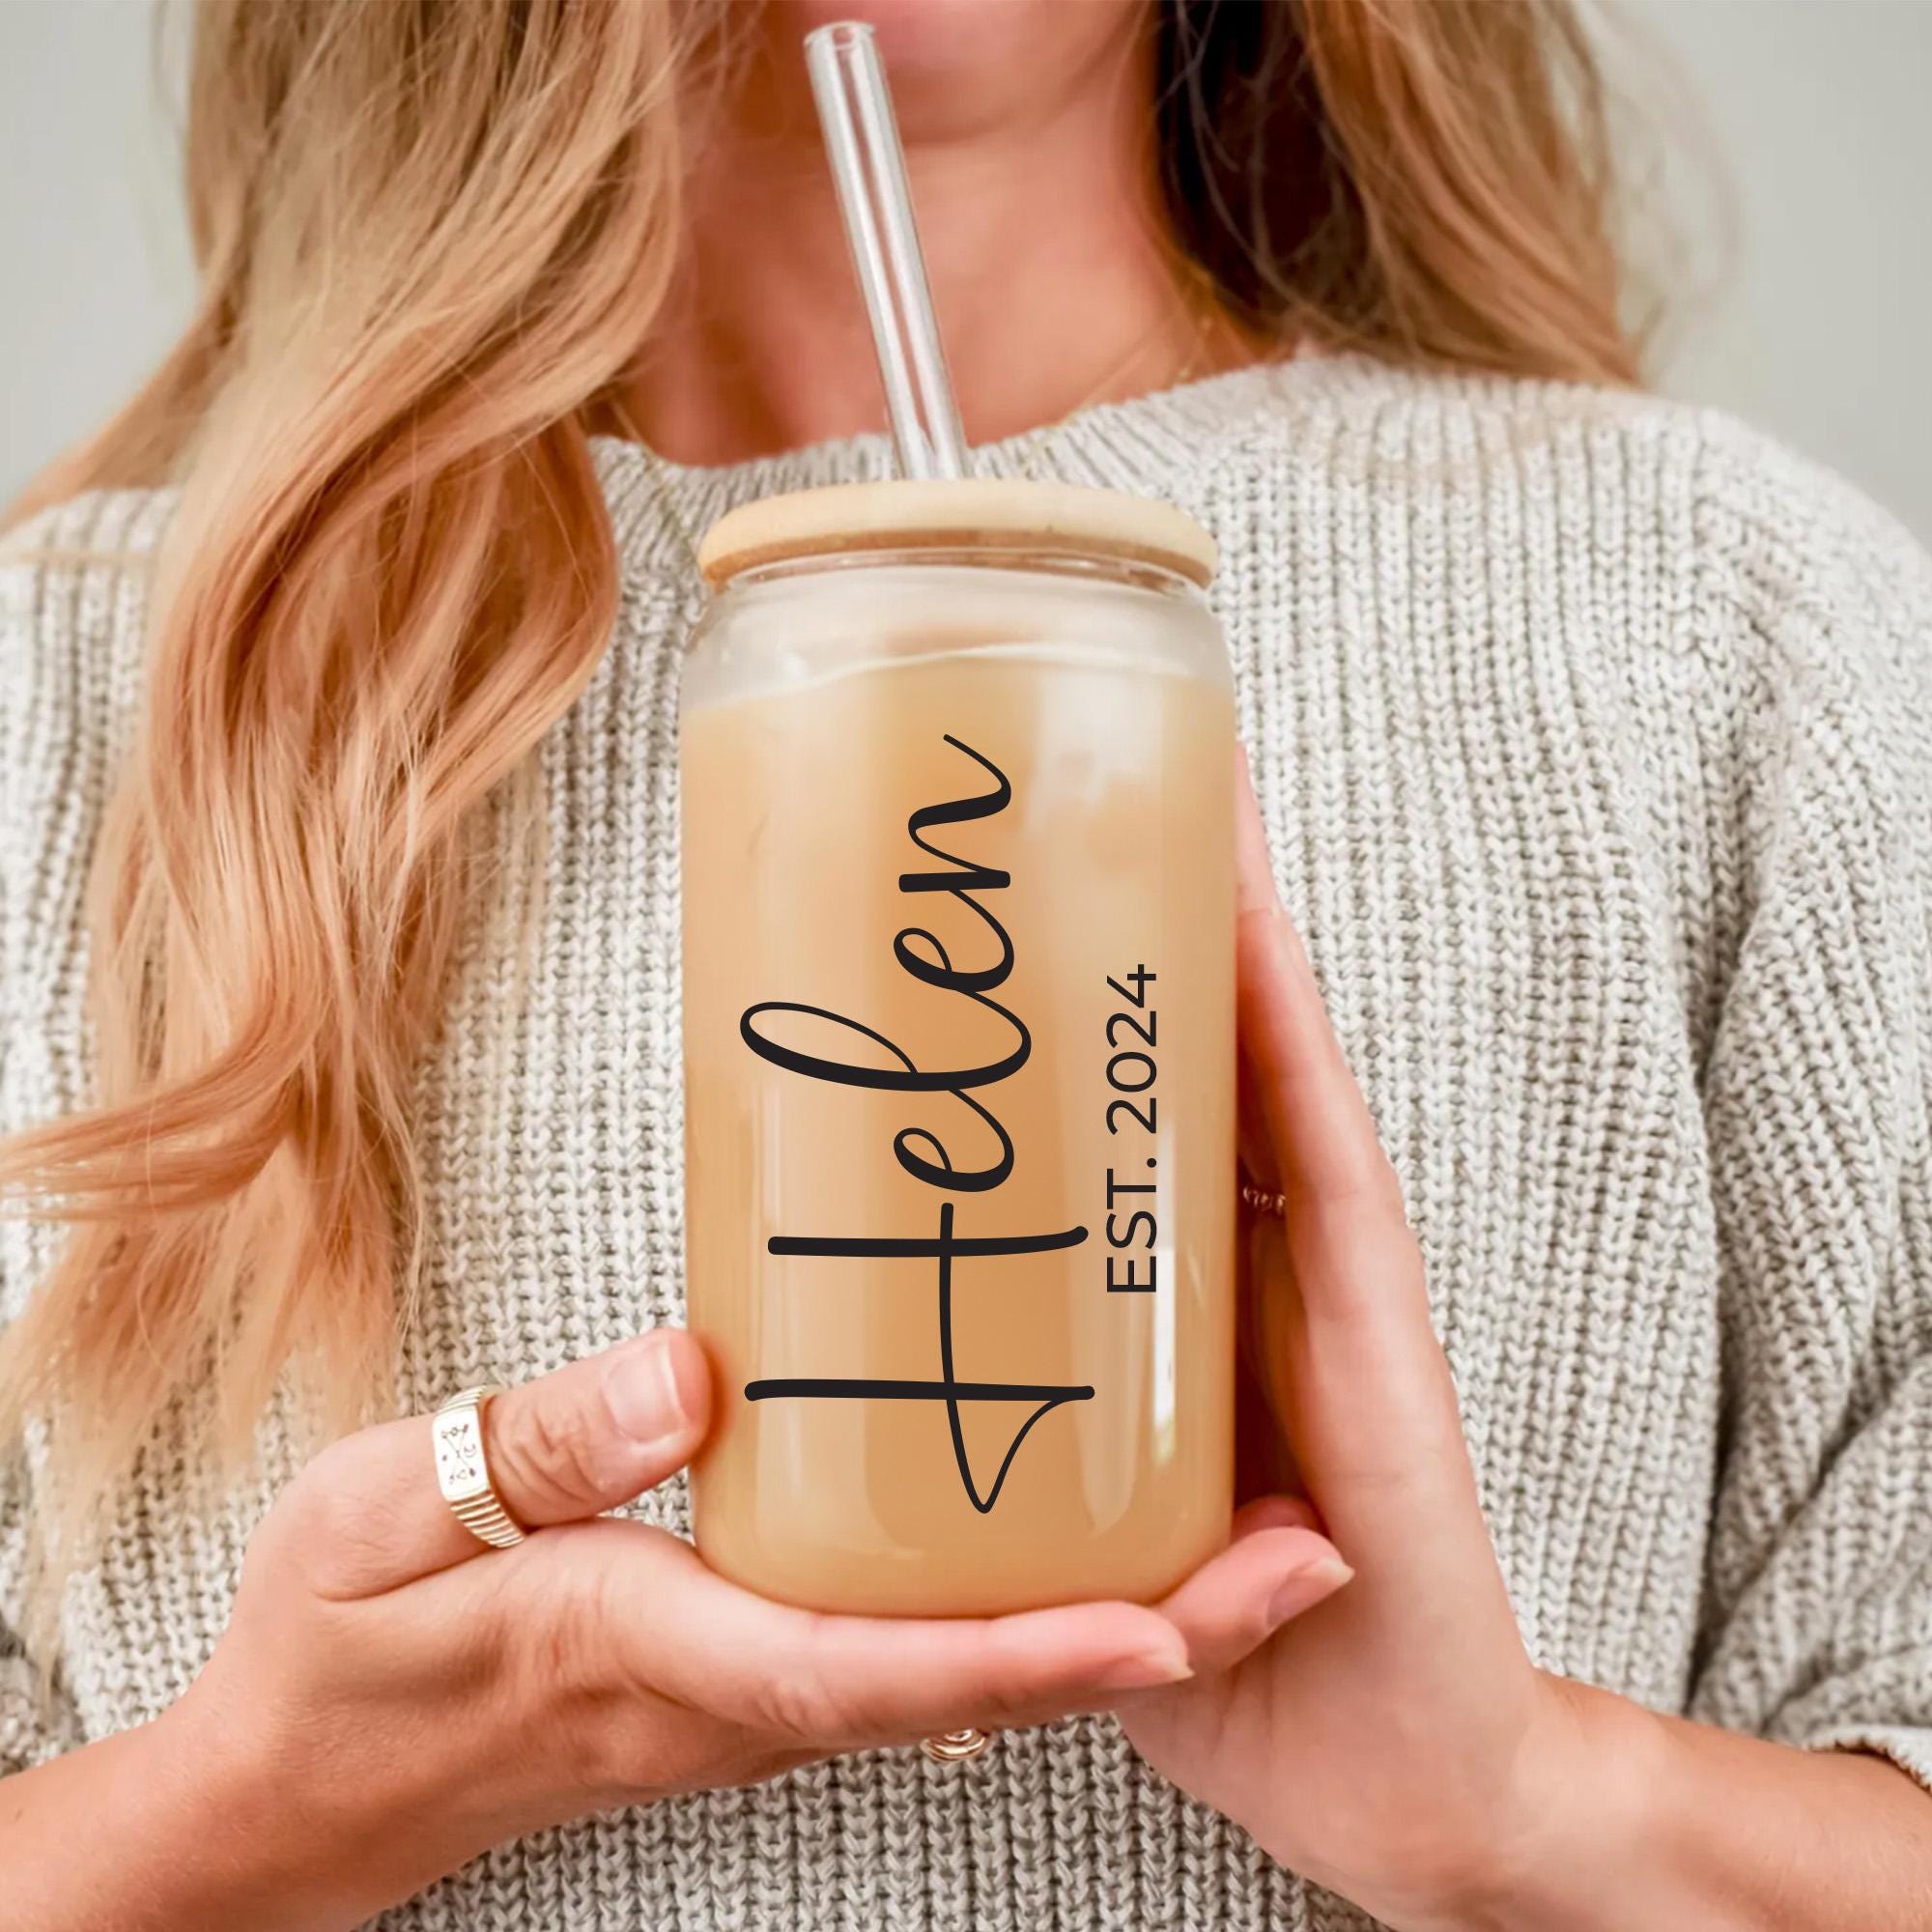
[[605, 1332, 692, 1446], [1095, 1635, 1193, 1691], [1265, 1557, 1352, 1631]]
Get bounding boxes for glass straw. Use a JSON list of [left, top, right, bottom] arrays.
[[805, 21, 968, 481]]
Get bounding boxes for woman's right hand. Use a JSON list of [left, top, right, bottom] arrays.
[[21, 1329, 1346, 1932]]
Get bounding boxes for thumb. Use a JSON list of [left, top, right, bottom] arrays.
[[482, 1328, 712, 1527], [279, 1329, 712, 1599]]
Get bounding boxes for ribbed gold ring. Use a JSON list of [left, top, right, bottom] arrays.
[[432, 1383, 527, 1549], [1239, 1181, 1288, 1217], [921, 1728, 994, 1764]]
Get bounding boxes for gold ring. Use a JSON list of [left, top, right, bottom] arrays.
[[921, 1728, 994, 1763], [1239, 1182, 1287, 1217], [432, 1383, 527, 1548]]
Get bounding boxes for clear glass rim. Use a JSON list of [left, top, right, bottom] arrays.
[[720, 544, 1206, 601]]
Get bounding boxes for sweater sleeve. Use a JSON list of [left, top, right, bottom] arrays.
[[0, 492, 167, 1777], [1684, 428, 1932, 1794]]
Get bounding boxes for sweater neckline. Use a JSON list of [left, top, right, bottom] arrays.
[[591, 355, 1337, 579]]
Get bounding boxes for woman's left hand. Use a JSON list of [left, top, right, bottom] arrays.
[[1120, 760, 1581, 1932]]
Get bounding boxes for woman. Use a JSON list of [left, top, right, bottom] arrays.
[[3, 0, 1929, 1926]]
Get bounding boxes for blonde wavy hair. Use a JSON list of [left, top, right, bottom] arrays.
[[2, 0, 1642, 1571]]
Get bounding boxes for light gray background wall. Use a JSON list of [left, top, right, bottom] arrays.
[[1, 0, 1927, 541]]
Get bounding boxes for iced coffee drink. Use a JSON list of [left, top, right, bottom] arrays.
[[680, 479, 1235, 1616]]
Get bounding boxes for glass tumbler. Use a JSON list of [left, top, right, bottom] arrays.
[[680, 479, 1236, 1616]]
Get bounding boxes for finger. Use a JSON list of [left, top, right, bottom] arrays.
[[1233, 1493, 1324, 1536], [575, 1525, 1198, 1747], [1250, 1198, 1451, 1461], [1152, 1502, 1350, 1675], [591, 1500, 1353, 1746], [1249, 1200, 1496, 1605], [276, 1328, 711, 1599], [1236, 763, 1474, 1515], [1236, 764, 1509, 1612], [1235, 753, 1404, 1221]]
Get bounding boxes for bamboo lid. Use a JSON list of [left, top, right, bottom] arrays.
[[697, 478, 1217, 589]]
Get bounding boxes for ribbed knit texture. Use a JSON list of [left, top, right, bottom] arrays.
[[4, 358, 1930, 1930]]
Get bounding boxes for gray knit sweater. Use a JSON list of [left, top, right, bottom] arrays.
[[4, 359, 1930, 1931]]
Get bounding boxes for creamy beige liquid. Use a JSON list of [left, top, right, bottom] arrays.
[[682, 635, 1235, 1616]]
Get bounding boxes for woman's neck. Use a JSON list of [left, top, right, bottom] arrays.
[[620, 26, 1247, 468]]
